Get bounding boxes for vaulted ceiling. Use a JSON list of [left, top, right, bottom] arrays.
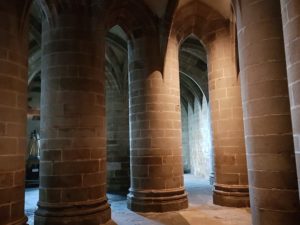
[[27, 0, 216, 112], [142, 0, 232, 19]]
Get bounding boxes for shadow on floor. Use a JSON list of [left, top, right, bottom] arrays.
[[139, 212, 191, 225], [25, 175, 251, 225]]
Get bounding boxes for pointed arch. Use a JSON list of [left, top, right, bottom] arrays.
[[104, 0, 157, 41], [171, 0, 228, 47]]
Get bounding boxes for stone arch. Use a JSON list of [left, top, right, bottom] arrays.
[[104, 25, 130, 194], [169, 0, 249, 207], [18, 0, 33, 33], [231, 0, 241, 25], [36, 0, 105, 26], [179, 34, 209, 100], [171, 1, 228, 48], [104, 0, 157, 41], [180, 72, 204, 109], [178, 35, 213, 179], [104, 0, 163, 80], [105, 26, 128, 94]]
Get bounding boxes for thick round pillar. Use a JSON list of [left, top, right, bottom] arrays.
[[127, 34, 188, 212], [0, 1, 30, 225], [236, 0, 300, 224], [281, 0, 300, 196], [206, 25, 249, 207], [34, 10, 111, 225]]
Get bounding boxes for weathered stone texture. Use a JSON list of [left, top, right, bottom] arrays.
[[0, 1, 300, 225], [281, 0, 300, 199], [34, 9, 111, 225], [106, 80, 130, 194], [236, 0, 300, 224], [127, 35, 188, 212], [186, 98, 212, 178], [181, 104, 190, 173], [0, 1, 30, 225], [172, 1, 249, 207], [205, 25, 249, 207]]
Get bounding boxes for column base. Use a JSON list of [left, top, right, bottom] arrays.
[[213, 184, 249, 207], [127, 187, 188, 212], [9, 216, 28, 225], [34, 198, 111, 225]]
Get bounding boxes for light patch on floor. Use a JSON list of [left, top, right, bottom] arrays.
[[25, 174, 251, 225]]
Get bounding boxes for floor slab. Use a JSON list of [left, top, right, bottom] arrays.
[[25, 174, 251, 225]]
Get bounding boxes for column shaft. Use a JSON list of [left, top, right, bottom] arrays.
[[236, 0, 300, 224], [206, 24, 249, 207], [127, 34, 188, 212], [281, 0, 300, 197], [0, 1, 30, 225], [34, 14, 111, 225]]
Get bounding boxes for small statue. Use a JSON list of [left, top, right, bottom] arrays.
[[25, 130, 40, 187]]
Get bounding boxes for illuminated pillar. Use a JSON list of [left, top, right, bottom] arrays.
[[235, 0, 300, 224]]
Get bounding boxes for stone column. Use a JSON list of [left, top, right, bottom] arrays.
[[205, 24, 249, 207], [235, 0, 300, 224], [0, 1, 31, 225], [34, 4, 111, 225], [281, 0, 300, 197], [127, 33, 188, 212]]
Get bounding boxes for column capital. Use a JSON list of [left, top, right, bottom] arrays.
[[38, 0, 106, 25], [0, 0, 33, 34], [0, 0, 32, 14]]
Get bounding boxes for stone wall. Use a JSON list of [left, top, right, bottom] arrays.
[[181, 104, 190, 173], [188, 98, 212, 179], [181, 93, 213, 179], [106, 80, 130, 194]]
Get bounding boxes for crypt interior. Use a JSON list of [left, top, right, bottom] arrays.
[[1, 0, 300, 225]]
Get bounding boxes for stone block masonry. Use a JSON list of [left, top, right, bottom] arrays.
[[281, 0, 300, 200], [0, 1, 31, 225], [171, 1, 249, 207], [236, 0, 300, 224], [127, 33, 188, 212], [34, 5, 111, 225], [206, 25, 249, 207], [106, 81, 130, 194]]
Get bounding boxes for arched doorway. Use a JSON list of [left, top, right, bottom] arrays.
[[105, 25, 130, 195], [180, 36, 213, 181]]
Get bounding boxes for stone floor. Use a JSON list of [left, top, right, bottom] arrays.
[[25, 174, 251, 225]]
